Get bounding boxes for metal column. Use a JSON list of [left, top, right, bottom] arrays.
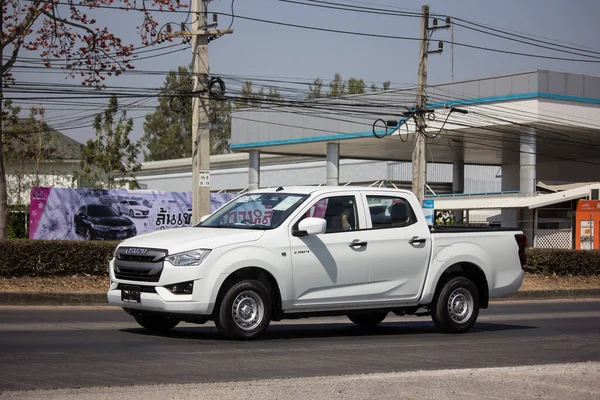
[[520, 127, 537, 244], [248, 150, 260, 191], [326, 143, 340, 186]]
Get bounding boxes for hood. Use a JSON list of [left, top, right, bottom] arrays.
[[90, 216, 134, 227], [119, 227, 265, 252]]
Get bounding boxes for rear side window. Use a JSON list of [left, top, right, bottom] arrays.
[[366, 195, 416, 229]]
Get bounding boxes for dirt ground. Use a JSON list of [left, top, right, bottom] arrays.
[[0, 273, 599, 293]]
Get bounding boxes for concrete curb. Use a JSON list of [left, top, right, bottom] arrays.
[[0, 292, 107, 306], [0, 289, 599, 306], [495, 288, 600, 301]]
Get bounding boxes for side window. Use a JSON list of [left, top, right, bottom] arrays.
[[299, 196, 358, 233], [77, 206, 84, 215], [366, 196, 416, 229]]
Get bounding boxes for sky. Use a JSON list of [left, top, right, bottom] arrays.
[[6, 0, 600, 149]]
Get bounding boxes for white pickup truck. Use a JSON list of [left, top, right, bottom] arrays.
[[107, 186, 527, 340]]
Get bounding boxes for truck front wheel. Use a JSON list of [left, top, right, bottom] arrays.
[[214, 279, 272, 340], [133, 312, 180, 333], [431, 276, 479, 333]]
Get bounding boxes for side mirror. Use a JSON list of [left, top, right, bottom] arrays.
[[293, 217, 327, 237], [200, 214, 210, 223]]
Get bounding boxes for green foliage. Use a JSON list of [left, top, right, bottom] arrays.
[[74, 95, 141, 189], [526, 248, 600, 276], [328, 73, 346, 97], [346, 77, 365, 95], [308, 77, 324, 100], [143, 66, 242, 160], [0, 239, 118, 277], [7, 207, 28, 239], [142, 66, 194, 161], [1, 240, 599, 278]]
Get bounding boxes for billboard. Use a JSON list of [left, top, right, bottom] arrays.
[[29, 187, 237, 240]]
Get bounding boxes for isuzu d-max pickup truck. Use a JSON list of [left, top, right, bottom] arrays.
[[107, 186, 527, 340]]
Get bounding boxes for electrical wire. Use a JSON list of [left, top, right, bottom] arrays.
[[227, 0, 236, 30]]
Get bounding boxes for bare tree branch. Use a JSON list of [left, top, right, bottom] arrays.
[[39, 8, 96, 40]]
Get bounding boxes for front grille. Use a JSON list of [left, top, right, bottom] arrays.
[[115, 267, 161, 282], [114, 247, 168, 283], [117, 283, 156, 293], [119, 254, 156, 263]]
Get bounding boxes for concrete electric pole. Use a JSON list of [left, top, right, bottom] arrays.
[[411, 5, 448, 206], [184, 0, 232, 224], [191, 0, 211, 224], [411, 4, 430, 206]]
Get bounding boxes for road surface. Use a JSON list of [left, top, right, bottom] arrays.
[[0, 299, 599, 398]]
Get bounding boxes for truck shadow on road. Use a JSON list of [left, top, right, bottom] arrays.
[[121, 321, 536, 341]]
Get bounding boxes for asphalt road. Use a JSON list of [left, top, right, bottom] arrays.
[[0, 300, 599, 391]]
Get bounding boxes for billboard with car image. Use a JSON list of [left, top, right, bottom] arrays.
[[29, 187, 237, 240]]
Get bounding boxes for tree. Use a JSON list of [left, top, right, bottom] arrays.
[[266, 87, 282, 105], [74, 95, 141, 189], [0, 0, 188, 239], [347, 77, 365, 95], [383, 81, 391, 90], [308, 78, 324, 100], [328, 73, 346, 97], [143, 66, 234, 161], [3, 105, 55, 205], [370, 83, 378, 92], [142, 67, 193, 161]]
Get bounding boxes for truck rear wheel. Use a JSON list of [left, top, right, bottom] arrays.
[[133, 312, 180, 333], [431, 276, 479, 333], [347, 312, 388, 327], [214, 279, 272, 340]]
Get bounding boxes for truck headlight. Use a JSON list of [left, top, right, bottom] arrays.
[[165, 249, 211, 266]]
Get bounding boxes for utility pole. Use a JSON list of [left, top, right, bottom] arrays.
[[191, 0, 211, 224], [411, 5, 447, 206], [169, 0, 232, 224], [412, 5, 429, 206]]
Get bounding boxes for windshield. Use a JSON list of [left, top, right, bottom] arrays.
[[129, 201, 141, 206], [87, 205, 120, 217], [199, 193, 309, 230]]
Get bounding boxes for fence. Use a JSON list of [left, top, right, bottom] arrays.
[[534, 229, 573, 249]]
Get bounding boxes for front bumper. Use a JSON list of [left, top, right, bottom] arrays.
[[107, 258, 215, 314], [107, 285, 213, 315]]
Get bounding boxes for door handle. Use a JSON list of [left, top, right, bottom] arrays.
[[349, 240, 368, 248], [409, 236, 426, 245]]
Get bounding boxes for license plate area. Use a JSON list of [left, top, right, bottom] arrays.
[[121, 285, 141, 303]]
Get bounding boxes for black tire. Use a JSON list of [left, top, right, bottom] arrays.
[[129, 210, 134, 217], [133, 313, 180, 333], [347, 312, 388, 327], [431, 276, 480, 333], [85, 227, 92, 240], [214, 279, 272, 340]]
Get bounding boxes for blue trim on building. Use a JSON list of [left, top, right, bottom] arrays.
[[231, 92, 600, 150]]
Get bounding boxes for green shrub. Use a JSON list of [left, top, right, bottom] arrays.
[[1, 240, 599, 278], [0, 239, 119, 277], [526, 248, 600, 276]]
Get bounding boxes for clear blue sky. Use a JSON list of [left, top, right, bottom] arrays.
[[8, 0, 600, 147]]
